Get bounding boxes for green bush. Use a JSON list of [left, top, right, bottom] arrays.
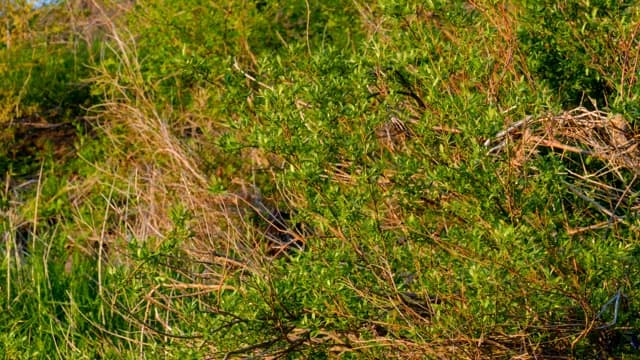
[[3, 0, 640, 358], [519, 0, 638, 109]]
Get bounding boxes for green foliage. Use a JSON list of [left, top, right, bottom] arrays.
[[0, 3, 95, 186], [518, 0, 639, 109], [3, 0, 640, 358], [0, 144, 139, 357]]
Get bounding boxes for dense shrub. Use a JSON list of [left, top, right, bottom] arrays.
[[2, 0, 640, 358], [519, 1, 639, 109]]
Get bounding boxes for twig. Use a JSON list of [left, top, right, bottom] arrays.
[[223, 336, 281, 359], [232, 58, 274, 91], [484, 116, 531, 147], [432, 125, 461, 134], [597, 289, 625, 329], [528, 135, 592, 156], [567, 220, 618, 235], [564, 181, 622, 221]]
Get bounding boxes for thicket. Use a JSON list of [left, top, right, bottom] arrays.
[[2, 0, 640, 358]]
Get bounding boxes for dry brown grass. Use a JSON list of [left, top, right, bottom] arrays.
[[58, 4, 313, 350], [486, 107, 640, 231]]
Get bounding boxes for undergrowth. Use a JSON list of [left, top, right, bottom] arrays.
[[2, 0, 640, 358]]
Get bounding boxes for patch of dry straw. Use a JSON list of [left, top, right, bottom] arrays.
[[486, 107, 640, 231]]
